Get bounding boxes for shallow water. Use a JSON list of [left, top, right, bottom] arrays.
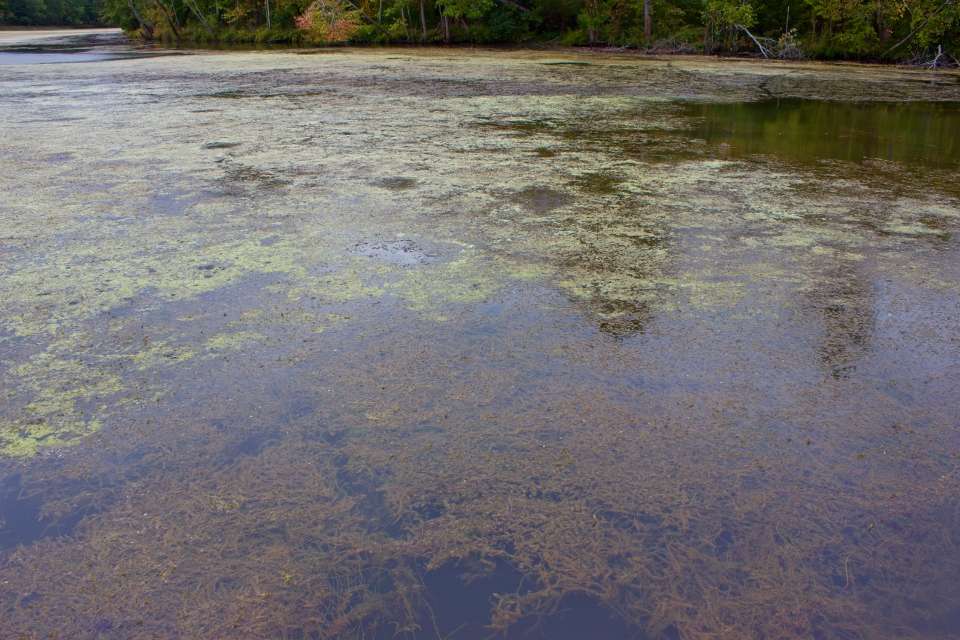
[[1, 32, 959, 640], [683, 98, 960, 169], [0, 29, 172, 64]]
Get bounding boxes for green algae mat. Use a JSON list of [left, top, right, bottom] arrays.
[[1, 30, 960, 640]]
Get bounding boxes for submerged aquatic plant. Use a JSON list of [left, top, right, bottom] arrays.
[[1, 45, 959, 640]]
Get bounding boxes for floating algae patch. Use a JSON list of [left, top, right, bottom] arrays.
[[372, 176, 418, 191], [221, 162, 290, 191], [0, 324, 217, 457], [386, 249, 548, 313], [533, 146, 558, 158], [204, 331, 267, 352], [0, 231, 320, 457], [570, 171, 622, 195], [2, 39, 960, 640], [0, 231, 318, 339], [881, 221, 952, 239], [0, 185, 556, 455], [129, 341, 197, 370], [0, 418, 104, 459], [1, 352, 122, 458]]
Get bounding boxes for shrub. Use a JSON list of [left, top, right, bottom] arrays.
[[295, 0, 361, 43]]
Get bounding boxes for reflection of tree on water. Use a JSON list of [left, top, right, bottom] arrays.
[[804, 261, 875, 379], [596, 298, 654, 337], [557, 210, 672, 339], [683, 99, 960, 171], [503, 176, 674, 340]]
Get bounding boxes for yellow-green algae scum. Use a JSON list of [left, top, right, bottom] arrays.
[[1, 40, 960, 639]]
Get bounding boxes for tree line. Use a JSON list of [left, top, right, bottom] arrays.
[[1, 0, 104, 25], [2, 0, 957, 62]]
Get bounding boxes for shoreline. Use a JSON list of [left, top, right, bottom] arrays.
[[0, 27, 121, 44], [0, 26, 957, 73]]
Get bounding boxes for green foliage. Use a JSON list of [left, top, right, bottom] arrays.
[[909, 0, 960, 49], [703, 0, 754, 51], [436, 0, 494, 18], [1, 0, 104, 24], [804, 0, 876, 55], [4, 0, 955, 60]]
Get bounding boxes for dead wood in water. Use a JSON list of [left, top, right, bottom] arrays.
[[737, 23, 770, 58]]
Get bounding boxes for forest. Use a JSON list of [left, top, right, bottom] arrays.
[[1, 0, 958, 63], [1, 0, 103, 25]]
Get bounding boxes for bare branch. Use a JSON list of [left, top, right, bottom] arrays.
[[736, 23, 769, 58], [496, 0, 530, 13], [883, 0, 954, 57]]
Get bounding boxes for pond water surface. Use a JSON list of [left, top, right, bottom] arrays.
[[0, 29, 174, 64], [0, 31, 959, 640], [684, 98, 960, 169]]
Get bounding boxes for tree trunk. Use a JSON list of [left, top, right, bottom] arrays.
[[265, 0, 271, 29], [643, 0, 651, 42], [184, 0, 213, 34], [443, 15, 450, 42], [127, 0, 155, 38], [419, 0, 427, 41], [153, 0, 181, 40]]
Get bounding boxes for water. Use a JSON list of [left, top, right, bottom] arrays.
[[0, 31, 959, 640], [0, 29, 173, 64], [683, 98, 960, 169]]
